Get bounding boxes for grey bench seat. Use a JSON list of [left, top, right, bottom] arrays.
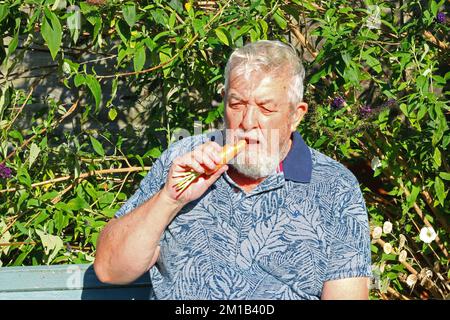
[[0, 264, 152, 300]]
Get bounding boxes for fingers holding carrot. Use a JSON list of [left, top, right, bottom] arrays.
[[163, 140, 246, 204]]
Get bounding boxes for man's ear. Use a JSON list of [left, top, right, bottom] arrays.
[[291, 102, 308, 131], [220, 87, 225, 98]]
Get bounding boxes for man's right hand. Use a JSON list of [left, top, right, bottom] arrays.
[[162, 141, 229, 206]]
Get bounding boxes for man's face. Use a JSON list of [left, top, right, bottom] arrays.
[[223, 69, 305, 179]]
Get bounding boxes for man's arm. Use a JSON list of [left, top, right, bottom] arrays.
[[321, 169, 373, 299], [93, 189, 182, 285], [94, 141, 227, 285], [321, 277, 370, 300]]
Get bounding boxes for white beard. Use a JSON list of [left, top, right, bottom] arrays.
[[229, 147, 280, 179], [224, 128, 285, 179]]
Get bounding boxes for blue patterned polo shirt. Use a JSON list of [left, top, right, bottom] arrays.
[[115, 130, 372, 300]]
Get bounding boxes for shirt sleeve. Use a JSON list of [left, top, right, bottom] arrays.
[[113, 134, 209, 219], [114, 152, 168, 219], [324, 169, 372, 281]]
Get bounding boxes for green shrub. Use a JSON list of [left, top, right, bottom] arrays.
[[0, 0, 448, 299]]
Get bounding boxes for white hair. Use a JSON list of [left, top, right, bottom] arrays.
[[223, 40, 306, 106]]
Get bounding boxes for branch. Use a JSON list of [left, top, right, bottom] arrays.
[[423, 31, 448, 50], [0, 241, 36, 247], [3, 76, 44, 132], [287, 17, 319, 59], [1, 98, 80, 164], [387, 286, 410, 300], [0, 166, 151, 194]]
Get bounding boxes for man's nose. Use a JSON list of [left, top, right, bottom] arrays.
[[241, 105, 259, 130]]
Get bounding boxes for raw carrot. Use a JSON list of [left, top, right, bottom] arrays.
[[174, 140, 246, 192], [206, 139, 247, 174]]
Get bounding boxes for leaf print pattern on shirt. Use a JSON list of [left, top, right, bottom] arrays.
[[209, 265, 251, 299], [236, 212, 291, 270]]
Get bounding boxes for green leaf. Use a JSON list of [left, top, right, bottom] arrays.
[[0, 220, 12, 255], [215, 27, 232, 46], [14, 221, 29, 237], [430, 1, 439, 16], [159, 47, 173, 77], [168, 0, 183, 14], [273, 8, 287, 29], [35, 229, 64, 264], [67, 8, 81, 44], [434, 176, 446, 206], [135, 154, 144, 168], [433, 148, 441, 168], [133, 45, 146, 72], [41, 8, 62, 60], [309, 68, 327, 84], [8, 129, 22, 143], [108, 108, 118, 121], [17, 167, 32, 188], [143, 147, 161, 159], [66, 196, 89, 211], [85, 75, 101, 110], [193, 18, 207, 37], [343, 65, 360, 85], [123, 3, 137, 28], [362, 53, 382, 73], [439, 172, 450, 181], [7, 20, 19, 56], [28, 143, 40, 168], [89, 135, 105, 157], [116, 19, 131, 44], [40, 191, 59, 201], [371, 244, 378, 254], [417, 104, 427, 122], [381, 19, 397, 35], [399, 103, 408, 116], [74, 74, 85, 87], [0, 4, 9, 24], [51, 0, 67, 11], [406, 185, 420, 209]]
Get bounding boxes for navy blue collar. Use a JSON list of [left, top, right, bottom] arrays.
[[206, 129, 312, 183], [281, 131, 312, 183]]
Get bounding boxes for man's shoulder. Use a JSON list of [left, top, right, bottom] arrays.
[[307, 146, 360, 188]]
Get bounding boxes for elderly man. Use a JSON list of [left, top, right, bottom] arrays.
[[94, 40, 372, 300]]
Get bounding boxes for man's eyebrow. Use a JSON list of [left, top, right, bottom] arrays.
[[228, 93, 245, 101], [256, 98, 276, 106]]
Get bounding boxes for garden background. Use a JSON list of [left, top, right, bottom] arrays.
[[0, 0, 448, 300]]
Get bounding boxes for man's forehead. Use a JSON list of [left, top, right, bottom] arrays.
[[227, 72, 279, 92]]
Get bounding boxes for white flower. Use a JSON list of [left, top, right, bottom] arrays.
[[399, 250, 407, 263], [371, 156, 382, 171], [406, 274, 417, 287], [383, 221, 393, 234], [383, 242, 392, 254], [399, 234, 406, 249], [372, 226, 382, 239], [419, 226, 437, 244]]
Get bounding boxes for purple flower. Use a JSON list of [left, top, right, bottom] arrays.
[[436, 12, 445, 24], [331, 96, 345, 109], [0, 163, 12, 179], [360, 105, 372, 117]]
